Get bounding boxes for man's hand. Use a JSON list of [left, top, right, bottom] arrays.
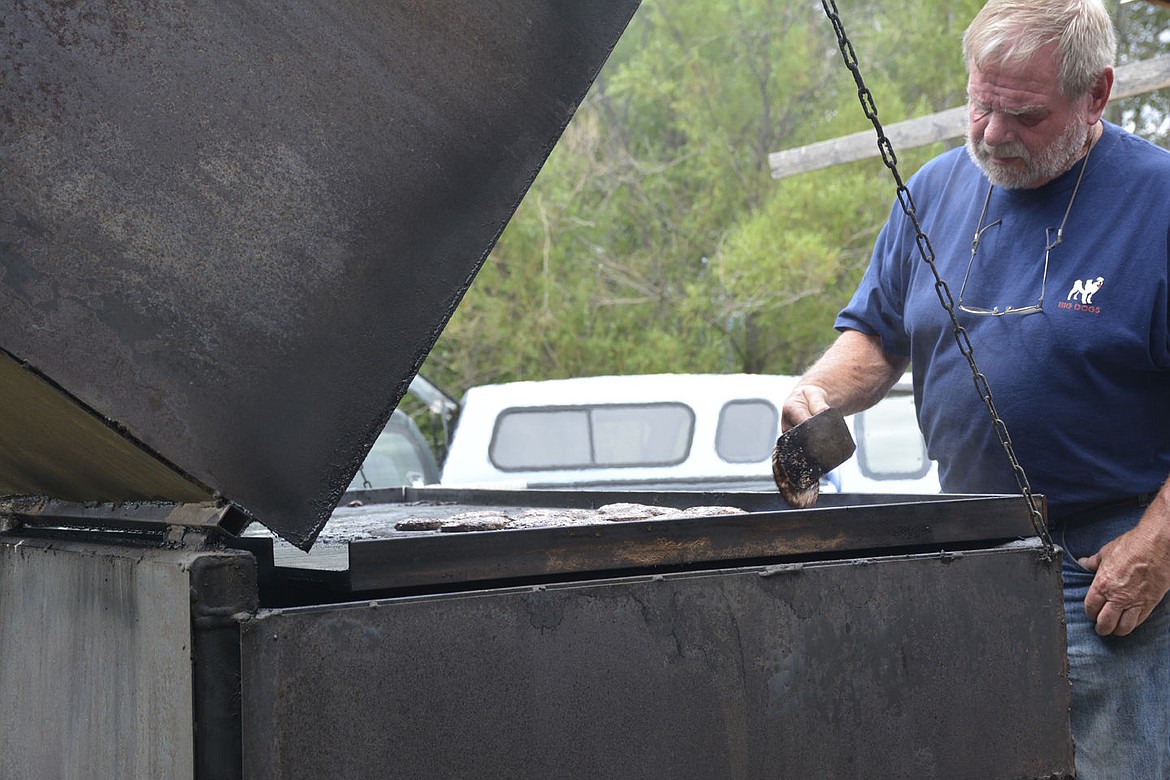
[[780, 385, 832, 432], [775, 385, 830, 506], [1079, 512, 1170, 636]]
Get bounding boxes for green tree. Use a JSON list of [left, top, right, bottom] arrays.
[[421, 0, 1169, 401], [1111, 0, 1170, 146]]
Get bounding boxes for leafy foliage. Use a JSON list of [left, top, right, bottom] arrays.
[[421, 0, 1170, 400], [1112, 0, 1170, 145]]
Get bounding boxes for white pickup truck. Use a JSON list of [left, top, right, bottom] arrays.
[[439, 373, 940, 495]]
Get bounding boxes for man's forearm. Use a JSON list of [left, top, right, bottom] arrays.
[[783, 330, 909, 428]]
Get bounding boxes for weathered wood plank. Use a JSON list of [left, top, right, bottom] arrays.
[[769, 56, 1170, 180]]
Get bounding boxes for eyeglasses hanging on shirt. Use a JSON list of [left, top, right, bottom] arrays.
[[957, 136, 1094, 317]]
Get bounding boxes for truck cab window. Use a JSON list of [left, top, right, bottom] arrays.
[[490, 403, 694, 471], [715, 399, 778, 463], [854, 392, 930, 480]]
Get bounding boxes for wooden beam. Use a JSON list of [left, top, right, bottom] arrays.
[[768, 56, 1170, 180]]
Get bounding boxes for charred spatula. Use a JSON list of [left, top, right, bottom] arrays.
[[772, 407, 856, 508]]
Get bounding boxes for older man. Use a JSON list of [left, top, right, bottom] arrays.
[[783, 0, 1170, 774]]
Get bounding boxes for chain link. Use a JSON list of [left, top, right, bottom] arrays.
[[819, 0, 1054, 556]]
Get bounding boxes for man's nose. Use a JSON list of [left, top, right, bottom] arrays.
[[982, 111, 1015, 147]]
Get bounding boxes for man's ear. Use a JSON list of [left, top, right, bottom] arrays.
[[1086, 67, 1114, 123]]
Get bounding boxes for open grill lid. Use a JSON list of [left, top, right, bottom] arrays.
[[0, 0, 642, 550]]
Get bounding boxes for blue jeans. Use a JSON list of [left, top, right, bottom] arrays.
[[1058, 504, 1170, 779]]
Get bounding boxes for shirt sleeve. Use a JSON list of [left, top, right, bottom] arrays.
[[835, 201, 913, 358]]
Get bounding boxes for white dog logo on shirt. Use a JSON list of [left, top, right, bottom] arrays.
[[1067, 276, 1104, 304]]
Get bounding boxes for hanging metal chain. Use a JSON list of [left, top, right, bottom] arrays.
[[819, 0, 1054, 557]]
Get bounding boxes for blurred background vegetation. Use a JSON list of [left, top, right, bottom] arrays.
[[418, 0, 1170, 400]]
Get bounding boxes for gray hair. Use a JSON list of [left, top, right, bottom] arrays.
[[962, 0, 1117, 97]]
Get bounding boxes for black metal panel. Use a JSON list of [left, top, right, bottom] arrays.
[[1, 497, 250, 536], [188, 553, 259, 780], [0, 0, 641, 549], [343, 492, 1040, 591], [239, 542, 1073, 779]]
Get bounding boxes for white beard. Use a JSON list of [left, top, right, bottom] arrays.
[[966, 110, 1090, 189]]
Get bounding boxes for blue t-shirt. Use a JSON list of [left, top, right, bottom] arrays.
[[837, 122, 1170, 516]]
